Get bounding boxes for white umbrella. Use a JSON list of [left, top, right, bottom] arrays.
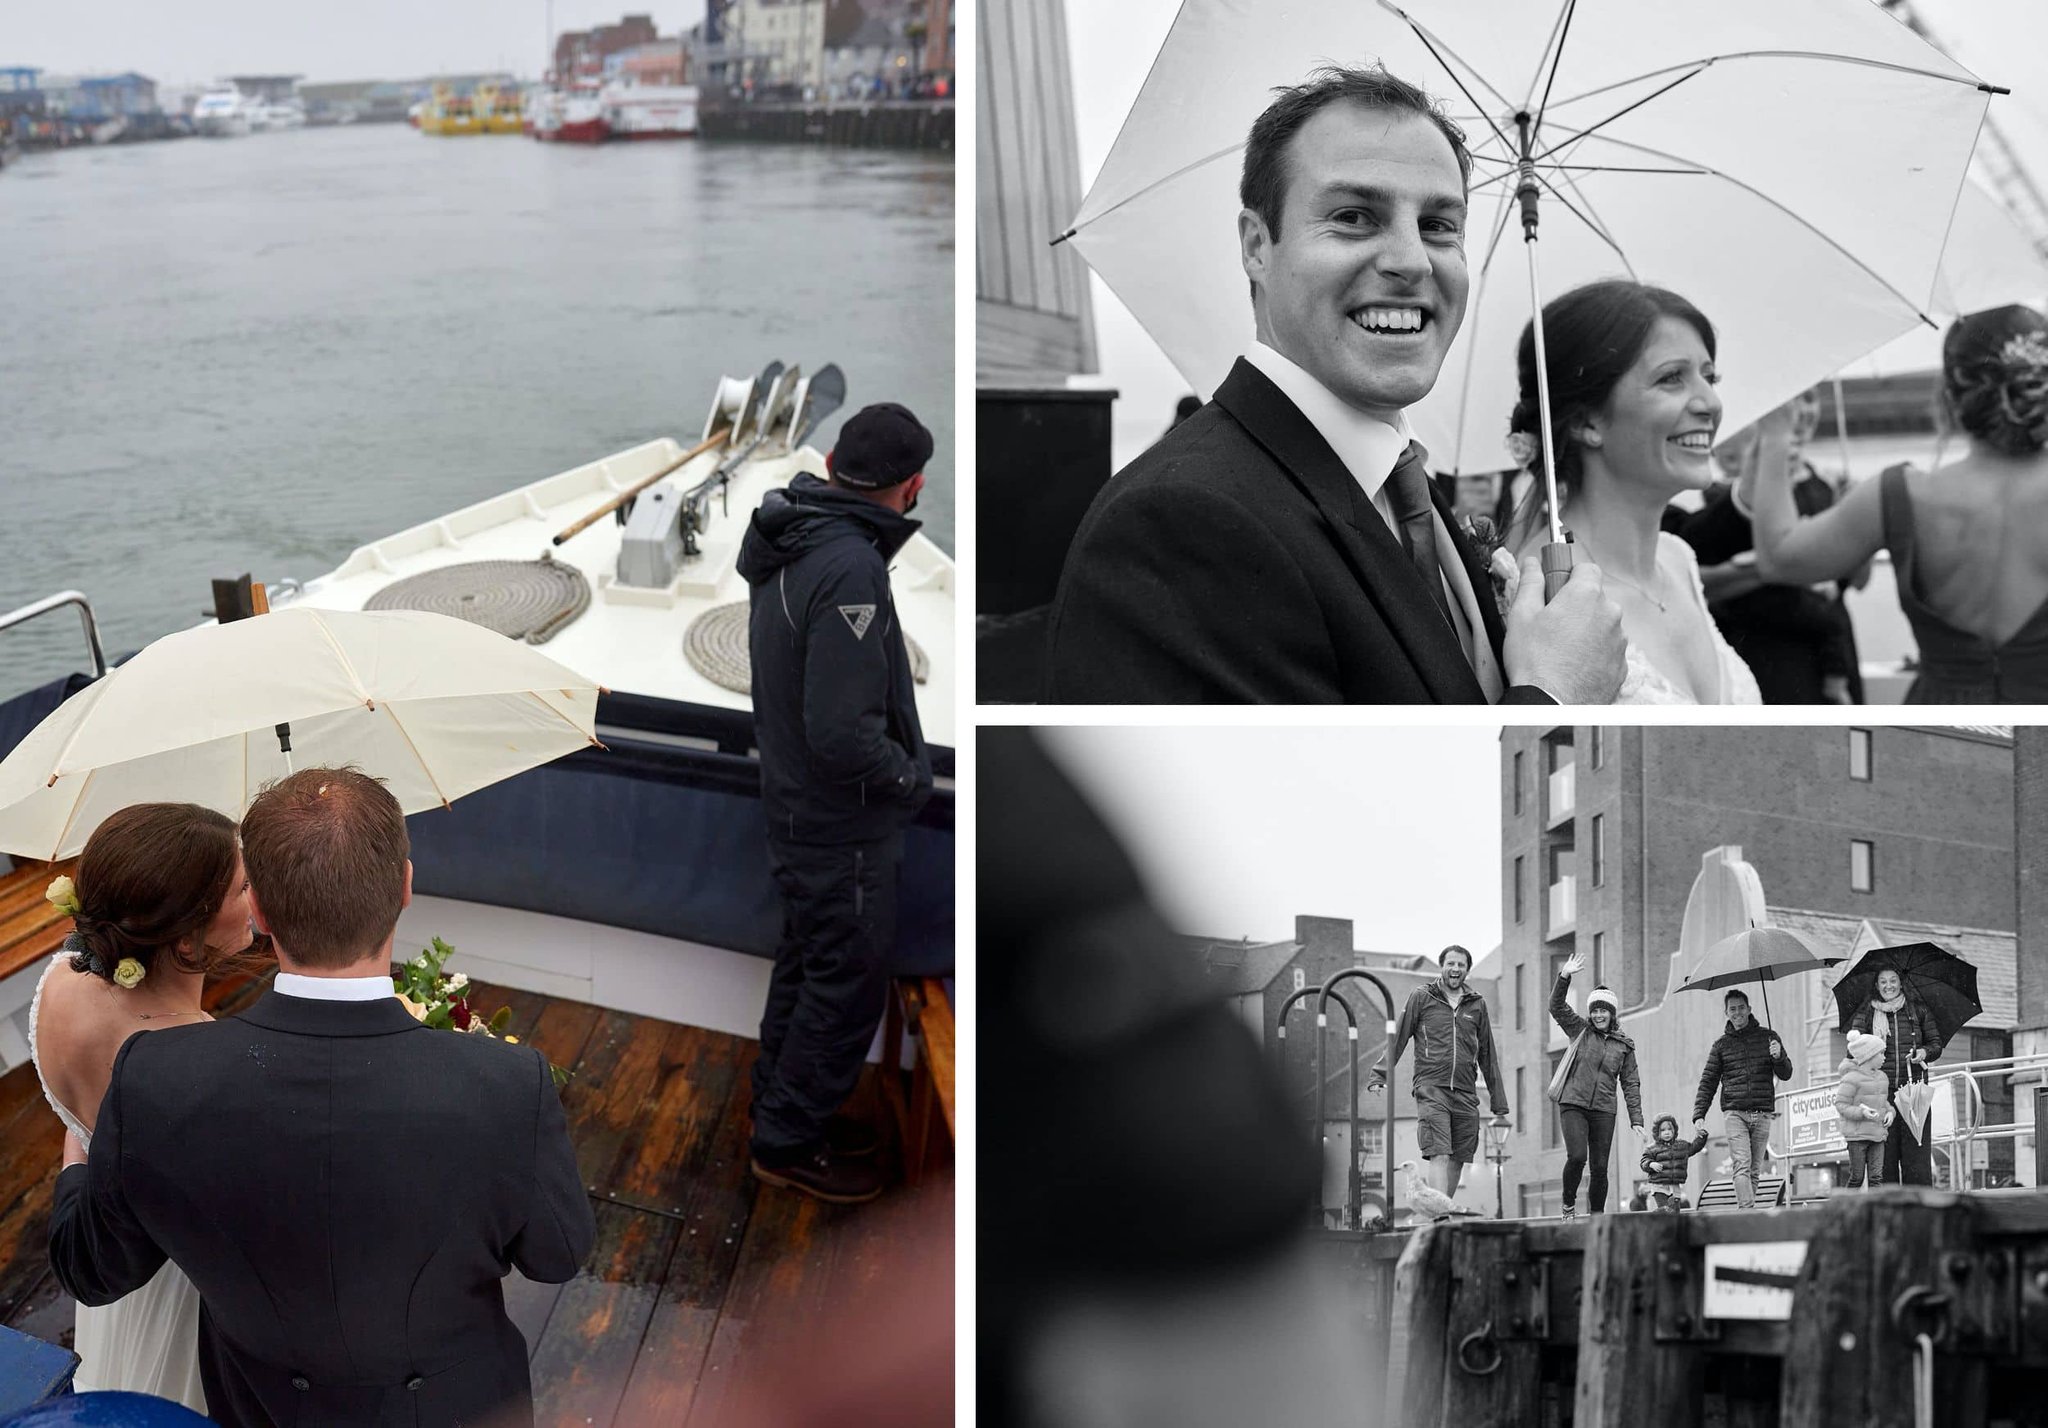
[[0, 606, 602, 860], [1067, 0, 1995, 521]]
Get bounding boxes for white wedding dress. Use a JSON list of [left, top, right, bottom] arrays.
[[1613, 533, 1763, 706], [29, 955, 208, 1414]]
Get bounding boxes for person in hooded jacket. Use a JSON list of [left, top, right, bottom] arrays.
[[1833, 1030, 1893, 1190], [1691, 988, 1794, 1208], [1632, 1115, 1710, 1210], [1549, 950, 1643, 1217], [1846, 968, 1944, 1186], [736, 401, 936, 1204], [1367, 945, 1508, 1203]]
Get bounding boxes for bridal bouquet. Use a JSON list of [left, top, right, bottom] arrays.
[[393, 938, 571, 1088]]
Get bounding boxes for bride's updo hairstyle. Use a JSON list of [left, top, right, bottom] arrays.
[[68, 804, 247, 982], [1507, 279, 1717, 535], [1941, 304, 2048, 456]]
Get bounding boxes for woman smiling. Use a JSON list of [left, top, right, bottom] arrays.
[[1502, 280, 1762, 704]]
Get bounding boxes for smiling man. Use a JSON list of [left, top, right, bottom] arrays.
[[1045, 66, 1626, 705]]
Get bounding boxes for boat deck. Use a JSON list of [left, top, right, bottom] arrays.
[[0, 967, 952, 1425]]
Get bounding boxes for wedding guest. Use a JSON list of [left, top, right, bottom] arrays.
[[49, 767, 594, 1428], [1547, 950, 1643, 1218], [1690, 989, 1793, 1208], [1748, 304, 2048, 701], [738, 401, 936, 1205], [29, 804, 268, 1412], [1847, 968, 1944, 1185], [1045, 64, 1625, 705], [1501, 279, 1762, 703], [1665, 387, 1866, 703], [1834, 1031, 1893, 1189], [1367, 945, 1509, 1203]]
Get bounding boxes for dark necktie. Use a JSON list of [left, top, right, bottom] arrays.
[[1385, 440, 1458, 632]]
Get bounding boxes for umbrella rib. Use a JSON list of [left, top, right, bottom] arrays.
[[1472, 163, 1709, 193], [1530, 0, 1578, 138], [1530, 50, 1995, 128], [1535, 128, 1945, 325], [1376, 3, 1516, 156], [50, 768, 95, 862], [1061, 140, 1249, 240], [525, 689, 602, 747], [305, 608, 372, 704], [379, 703, 452, 811], [1538, 164, 1635, 276], [1448, 180, 1525, 474], [1531, 67, 1706, 167]]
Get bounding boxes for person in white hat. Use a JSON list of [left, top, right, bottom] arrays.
[[1548, 950, 1644, 1218], [1833, 1031, 1893, 1189]]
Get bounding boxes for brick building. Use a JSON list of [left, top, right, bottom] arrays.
[[1495, 725, 2017, 1214]]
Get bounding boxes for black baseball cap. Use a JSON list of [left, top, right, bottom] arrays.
[[829, 402, 934, 489]]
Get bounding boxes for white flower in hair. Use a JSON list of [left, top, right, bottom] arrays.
[[1504, 430, 1539, 467]]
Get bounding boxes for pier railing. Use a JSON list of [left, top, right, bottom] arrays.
[[1774, 1050, 2047, 1190], [1321, 1187, 2048, 1428]]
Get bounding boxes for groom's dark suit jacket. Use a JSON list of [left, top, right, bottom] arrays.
[[50, 990, 595, 1428], [1045, 359, 1554, 704]]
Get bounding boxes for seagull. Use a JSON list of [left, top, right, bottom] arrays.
[[1399, 1160, 1475, 1220]]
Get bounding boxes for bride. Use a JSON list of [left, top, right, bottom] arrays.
[[32, 803, 267, 1413], [1502, 279, 1762, 705]]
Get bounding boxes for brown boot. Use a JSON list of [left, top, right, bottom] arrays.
[[751, 1146, 886, 1204]]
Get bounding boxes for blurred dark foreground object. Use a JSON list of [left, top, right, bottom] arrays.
[[0, 1393, 210, 1427], [979, 730, 1334, 1424]]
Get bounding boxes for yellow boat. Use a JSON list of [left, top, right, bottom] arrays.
[[417, 85, 482, 136], [478, 82, 525, 134]]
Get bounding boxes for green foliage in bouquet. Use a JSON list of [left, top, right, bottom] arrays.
[[393, 937, 571, 1089]]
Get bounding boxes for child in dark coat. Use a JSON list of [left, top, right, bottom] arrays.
[[1631, 1113, 1710, 1210]]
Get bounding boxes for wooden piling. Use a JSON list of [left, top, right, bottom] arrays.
[[1441, 1224, 1546, 1422], [1780, 1189, 1991, 1428], [1576, 1211, 1706, 1428], [1386, 1224, 1456, 1427]]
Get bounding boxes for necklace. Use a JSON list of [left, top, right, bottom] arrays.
[[1568, 530, 1669, 612], [134, 1008, 205, 1021]]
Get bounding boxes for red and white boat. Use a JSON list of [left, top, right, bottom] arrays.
[[528, 89, 609, 144], [601, 83, 700, 139]]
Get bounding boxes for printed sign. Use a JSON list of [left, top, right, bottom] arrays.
[[1703, 1241, 1808, 1321], [1783, 1084, 1846, 1156]]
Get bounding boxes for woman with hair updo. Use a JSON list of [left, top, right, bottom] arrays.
[[1502, 279, 1762, 704], [29, 803, 268, 1411], [1748, 304, 2048, 702]]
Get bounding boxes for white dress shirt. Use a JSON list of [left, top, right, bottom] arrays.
[[274, 971, 396, 1002], [1243, 342, 1505, 698]]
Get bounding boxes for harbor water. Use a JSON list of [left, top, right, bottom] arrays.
[[0, 123, 954, 691]]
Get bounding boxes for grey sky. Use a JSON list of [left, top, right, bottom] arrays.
[[1061, 0, 2048, 468], [5, 2, 706, 87], [1040, 726, 1502, 960]]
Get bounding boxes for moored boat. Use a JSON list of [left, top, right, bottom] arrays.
[[602, 82, 700, 139], [530, 89, 609, 144], [190, 84, 253, 137]]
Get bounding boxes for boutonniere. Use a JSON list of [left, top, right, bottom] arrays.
[[1459, 514, 1517, 618]]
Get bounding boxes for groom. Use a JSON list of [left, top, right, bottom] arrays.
[[1045, 65, 1626, 704], [49, 768, 594, 1427]]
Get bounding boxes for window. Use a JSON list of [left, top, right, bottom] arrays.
[[1591, 725, 1605, 769], [1593, 932, 1606, 987], [1513, 751, 1525, 815], [1515, 964, 1525, 1029], [1850, 728, 1872, 782], [1548, 950, 1567, 989], [1544, 1052, 1563, 1148], [1591, 813, 1606, 887], [1516, 1066, 1526, 1127], [1851, 839, 1875, 893], [1514, 856, 1525, 922]]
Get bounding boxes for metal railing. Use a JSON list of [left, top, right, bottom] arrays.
[[1774, 1049, 2047, 1189], [0, 590, 106, 679]]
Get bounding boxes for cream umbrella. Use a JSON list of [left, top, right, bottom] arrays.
[[0, 606, 602, 860]]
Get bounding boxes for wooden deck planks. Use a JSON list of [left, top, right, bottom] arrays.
[[0, 975, 951, 1427]]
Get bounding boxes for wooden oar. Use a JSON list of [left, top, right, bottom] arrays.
[[551, 426, 731, 547]]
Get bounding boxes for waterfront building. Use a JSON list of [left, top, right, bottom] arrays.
[[823, 0, 920, 101], [555, 14, 661, 87], [1495, 726, 2019, 1213]]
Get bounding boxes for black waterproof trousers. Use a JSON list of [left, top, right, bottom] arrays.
[[750, 832, 902, 1158]]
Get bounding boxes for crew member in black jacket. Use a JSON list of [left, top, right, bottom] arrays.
[[738, 401, 936, 1203], [48, 767, 593, 1428]]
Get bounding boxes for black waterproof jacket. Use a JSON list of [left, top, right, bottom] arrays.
[[738, 475, 932, 843], [1846, 993, 1945, 1091], [1692, 1019, 1795, 1121]]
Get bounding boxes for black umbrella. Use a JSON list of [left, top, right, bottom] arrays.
[[1831, 942, 1982, 1048]]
